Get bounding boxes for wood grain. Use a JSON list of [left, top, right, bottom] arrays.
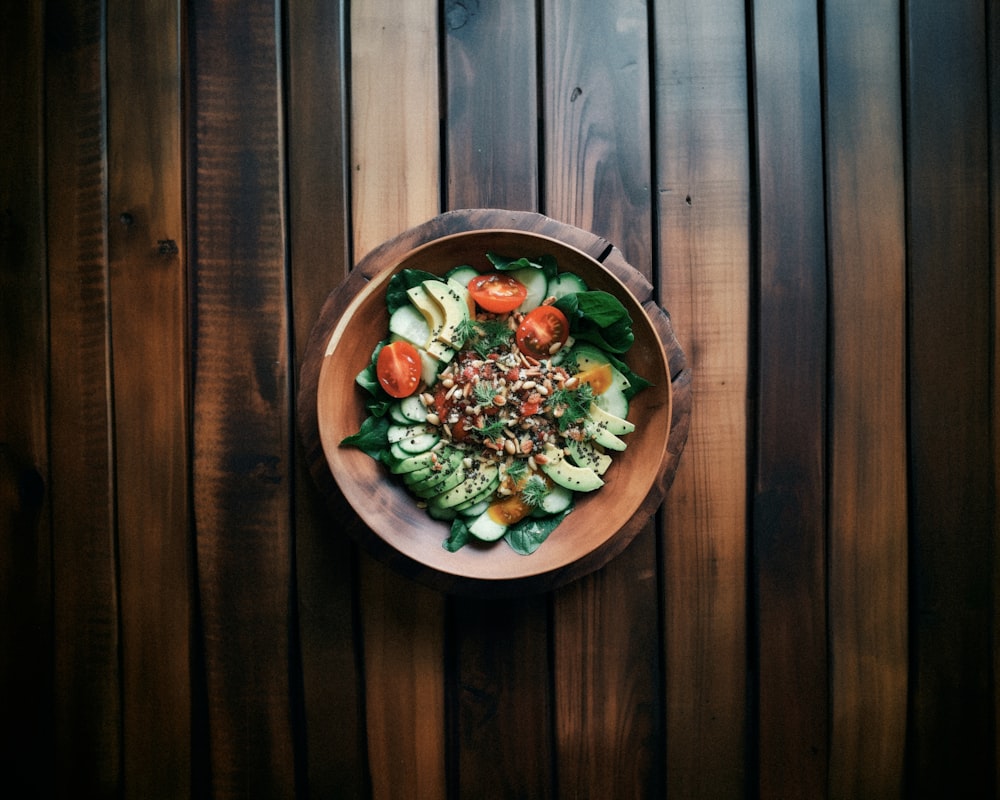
[[443, 0, 539, 212], [350, 0, 441, 260], [106, 1, 190, 796], [991, 4, 1000, 791], [187, 1, 300, 795], [44, 1, 122, 795], [904, 1, 994, 794], [0, 3, 51, 795], [749, 0, 829, 795], [349, 1, 447, 795], [543, 0, 653, 275], [823, 1, 908, 795], [443, 6, 553, 795], [654, 0, 750, 794], [285, 0, 365, 794], [542, 1, 663, 795]]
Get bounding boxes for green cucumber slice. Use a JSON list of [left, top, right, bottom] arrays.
[[398, 394, 428, 422], [396, 430, 440, 454], [388, 304, 430, 348], [510, 266, 548, 311], [548, 271, 588, 299], [445, 265, 479, 288], [539, 482, 574, 514]]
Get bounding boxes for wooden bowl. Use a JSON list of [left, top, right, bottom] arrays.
[[300, 211, 686, 596]]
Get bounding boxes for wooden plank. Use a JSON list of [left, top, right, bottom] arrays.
[[0, 5, 51, 793], [285, 0, 365, 795], [442, 5, 554, 797], [823, 1, 908, 796], [653, 0, 750, 795], [44, 0, 122, 795], [543, 0, 653, 275], [350, 0, 441, 259], [991, 5, 1000, 792], [542, 1, 662, 795], [187, 1, 299, 795], [349, 1, 447, 796], [904, 1, 994, 794], [105, 2, 190, 796], [443, 0, 539, 211], [748, 0, 829, 795]]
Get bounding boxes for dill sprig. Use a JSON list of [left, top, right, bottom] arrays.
[[472, 380, 497, 407], [548, 383, 595, 431], [519, 474, 550, 507], [462, 318, 514, 357]]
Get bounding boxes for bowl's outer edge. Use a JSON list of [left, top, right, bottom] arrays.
[[298, 209, 690, 597]]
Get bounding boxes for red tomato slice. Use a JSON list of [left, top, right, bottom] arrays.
[[515, 305, 570, 359], [468, 272, 528, 313], [376, 340, 422, 398]]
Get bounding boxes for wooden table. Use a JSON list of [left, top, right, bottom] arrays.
[[1, 1, 997, 798]]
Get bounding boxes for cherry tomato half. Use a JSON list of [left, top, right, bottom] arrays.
[[515, 305, 570, 359], [376, 340, 422, 398], [468, 272, 528, 313]]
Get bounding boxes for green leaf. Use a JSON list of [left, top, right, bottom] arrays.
[[385, 268, 438, 313], [443, 518, 471, 552], [554, 290, 635, 353], [486, 252, 559, 281], [339, 414, 390, 460], [604, 351, 653, 400], [504, 509, 572, 556]]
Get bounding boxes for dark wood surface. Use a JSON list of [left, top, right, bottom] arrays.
[[2, 0, 998, 797]]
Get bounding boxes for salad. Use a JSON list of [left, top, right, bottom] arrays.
[[341, 252, 651, 555]]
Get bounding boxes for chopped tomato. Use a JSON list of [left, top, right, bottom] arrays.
[[575, 362, 613, 395], [468, 272, 528, 313], [376, 340, 421, 398], [515, 305, 569, 359], [487, 494, 533, 526]]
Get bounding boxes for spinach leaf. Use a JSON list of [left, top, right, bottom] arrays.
[[386, 268, 438, 313], [355, 340, 396, 416], [486, 252, 559, 282], [554, 290, 635, 353], [442, 518, 471, 552], [340, 414, 391, 460], [605, 351, 653, 400], [504, 509, 573, 556]]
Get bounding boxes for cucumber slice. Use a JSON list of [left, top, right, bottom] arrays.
[[548, 271, 588, 299], [467, 508, 508, 542], [445, 265, 479, 288], [387, 423, 440, 454], [458, 499, 490, 518], [398, 394, 428, 422], [539, 482, 574, 514], [592, 381, 629, 420], [396, 430, 440, 454], [510, 267, 548, 311], [386, 422, 434, 444], [388, 304, 430, 348], [388, 402, 411, 425], [426, 501, 457, 522]]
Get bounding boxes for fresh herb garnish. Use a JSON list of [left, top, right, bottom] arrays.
[[504, 457, 529, 485], [476, 417, 507, 441], [461, 317, 514, 357], [548, 383, 595, 431], [519, 474, 549, 507], [472, 380, 497, 408]]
